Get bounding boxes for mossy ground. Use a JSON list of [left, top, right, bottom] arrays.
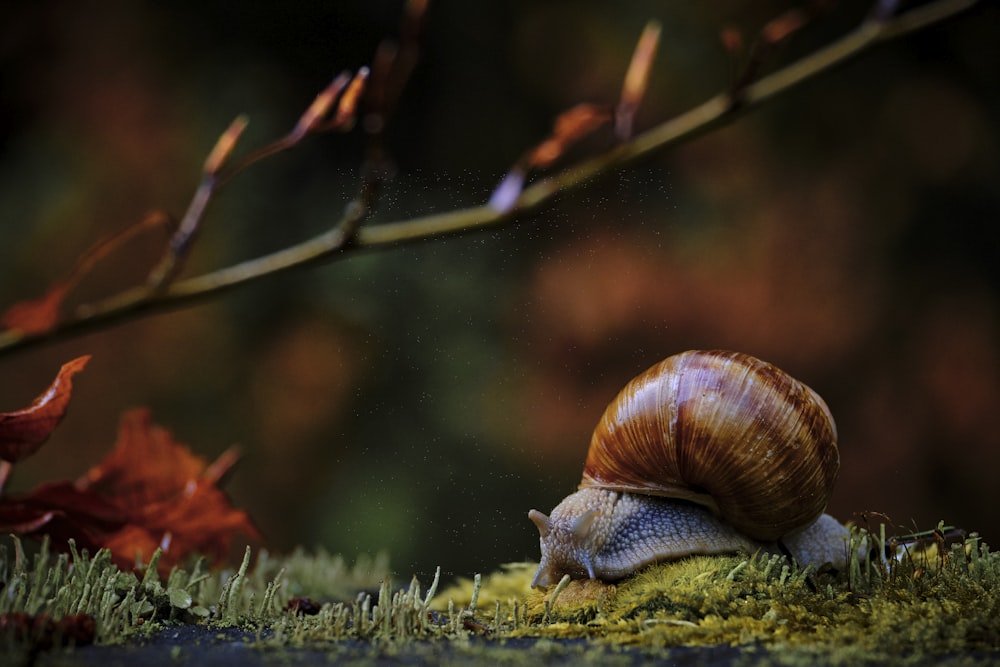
[[2, 527, 999, 665]]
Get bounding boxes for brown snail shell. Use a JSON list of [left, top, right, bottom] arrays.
[[579, 349, 839, 541]]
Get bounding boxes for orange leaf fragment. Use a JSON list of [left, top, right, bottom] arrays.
[[293, 71, 352, 140], [332, 67, 370, 129], [76, 408, 260, 572], [527, 103, 612, 170], [761, 9, 808, 46], [2, 211, 172, 337], [720, 26, 744, 55], [616, 20, 661, 139], [0, 408, 259, 575], [0, 284, 71, 336], [203, 115, 249, 176], [0, 356, 90, 464], [489, 104, 612, 213]]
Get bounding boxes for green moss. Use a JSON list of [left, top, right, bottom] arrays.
[[1, 525, 999, 664], [478, 531, 1000, 661]]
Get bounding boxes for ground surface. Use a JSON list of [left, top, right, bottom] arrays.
[[15, 625, 999, 667]]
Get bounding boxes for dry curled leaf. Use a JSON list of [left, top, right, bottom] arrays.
[[0, 408, 260, 574], [331, 67, 370, 129], [721, 26, 745, 55], [0, 481, 123, 540], [294, 72, 353, 139], [616, 20, 661, 140], [203, 115, 249, 176], [527, 103, 612, 170], [0, 356, 91, 464], [1, 212, 171, 336], [81, 408, 261, 571], [490, 104, 612, 213], [0, 284, 71, 336], [761, 9, 808, 46]]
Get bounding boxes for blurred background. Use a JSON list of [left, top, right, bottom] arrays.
[[0, 0, 997, 582]]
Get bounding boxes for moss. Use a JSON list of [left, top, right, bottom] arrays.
[[1, 525, 999, 664], [476, 532, 1000, 660], [426, 528, 1000, 661]]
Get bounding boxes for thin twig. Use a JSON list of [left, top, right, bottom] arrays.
[[0, 0, 976, 357], [146, 116, 249, 291]]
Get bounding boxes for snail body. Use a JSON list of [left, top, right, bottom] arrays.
[[528, 350, 848, 588]]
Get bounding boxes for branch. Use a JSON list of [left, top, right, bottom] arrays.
[[0, 0, 976, 357]]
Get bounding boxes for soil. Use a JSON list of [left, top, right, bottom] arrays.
[[14, 625, 999, 667]]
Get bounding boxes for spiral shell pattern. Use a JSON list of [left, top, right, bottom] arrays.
[[580, 350, 839, 541]]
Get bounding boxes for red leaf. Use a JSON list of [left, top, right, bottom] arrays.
[[489, 104, 611, 214], [293, 72, 352, 140], [76, 408, 260, 571], [0, 481, 126, 551], [77, 408, 207, 507], [0, 356, 91, 464], [331, 66, 369, 129], [761, 9, 808, 46], [203, 115, 249, 176], [720, 26, 744, 55], [2, 211, 171, 337], [0, 408, 260, 574], [527, 104, 612, 170], [0, 283, 71, 336], [616, 21, 661, 140]]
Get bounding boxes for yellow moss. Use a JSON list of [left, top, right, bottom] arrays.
[[433, 561, 535, 611], [524, 577, 616, 625], [494, 533, 1000, 658]]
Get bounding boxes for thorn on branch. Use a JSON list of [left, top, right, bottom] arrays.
[[1, 211, 172, 336], [761, 9, 809, 46], [293, 72, 354, 140], [364, 0, 426, 141], [727, 8, 814, 105], [616, 20, 662, 140], [0, 460, 11, 493], [223, 68, 370, 184], [147, 116, 249, 292], [369, 0, 427, 129], [1, 284, 71, 337], [204, 115, 250, 177], [203, 445, 243, 486], [146, 62, 373, 294], [721, 26, 745, 56], [530, 104, 613, 171], [492, 21, 660, 213], [352, 1, 426, 227], [490, 104, 612, 213], [720, 26, 745, 89], [330, 67, 370, 130], [403, 0, 429, 42]]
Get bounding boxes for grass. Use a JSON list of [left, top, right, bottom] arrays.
[[1, 524, 999, 665]]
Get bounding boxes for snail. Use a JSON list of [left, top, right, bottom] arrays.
[[528, 349, 852, 588]]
